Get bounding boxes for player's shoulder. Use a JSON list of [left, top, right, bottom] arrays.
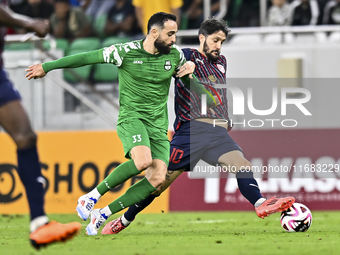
[[104, 39, 143, 58], [182, 48, 196, 60], [171, 45, 196, 61], [171, 44, 183, 56], [115, 39, 143, 51], [219, 54, 227, 63]]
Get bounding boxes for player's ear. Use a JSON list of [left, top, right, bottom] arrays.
[[199, 34, 205, 45], [151, 26, 159, 39]]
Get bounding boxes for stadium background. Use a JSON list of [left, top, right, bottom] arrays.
[[1, 1, 340, 216]]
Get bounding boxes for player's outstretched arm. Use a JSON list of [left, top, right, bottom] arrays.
[[180, 74, 217, 106], [0, 4, 49, 37], [25, 49, 105, 80]]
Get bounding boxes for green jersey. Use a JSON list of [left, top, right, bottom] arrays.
[[103, 39, 185, 130], [42, 39, 215, 131]]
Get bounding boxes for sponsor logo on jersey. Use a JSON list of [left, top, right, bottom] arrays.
[[164, 60, 172, 71], [208, 75, 217, 82], [217, 64, 225, 73], [107, 45, 116, 53], [133, 60, 143, 64]]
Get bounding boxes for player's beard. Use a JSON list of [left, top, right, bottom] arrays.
[[154, 36, 173, 54], [203, 41, 220, 61]]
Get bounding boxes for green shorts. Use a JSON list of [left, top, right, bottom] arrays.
[[117, 118, 170, 166]]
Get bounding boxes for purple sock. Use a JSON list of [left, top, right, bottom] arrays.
[[124, 194, 157, 221], [17, 146, 45, 220], [236, 169, 263, 205]]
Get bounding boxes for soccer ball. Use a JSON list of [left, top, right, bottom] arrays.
[[280, 203, 312, 232]]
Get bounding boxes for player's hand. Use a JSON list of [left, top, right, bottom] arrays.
[[176, 61, 195, 79], [27, 19, 50, 38], [25, 63, 46, 80]]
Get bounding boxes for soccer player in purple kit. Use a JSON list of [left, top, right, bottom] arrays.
[[0, 2, 81, 249], [101, 18, 296, 235]]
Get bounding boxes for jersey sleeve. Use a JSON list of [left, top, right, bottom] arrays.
[[221, 55, 227, 73], [102, 42, 136, 67], [173, 44, 187, 72], [182, 48, 192, 61]]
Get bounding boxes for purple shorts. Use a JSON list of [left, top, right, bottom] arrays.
[[168, 120, 243, 171], [0, 68, 21, 107]]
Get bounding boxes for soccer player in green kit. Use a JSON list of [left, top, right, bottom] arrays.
[[26, 12, 216, 235]]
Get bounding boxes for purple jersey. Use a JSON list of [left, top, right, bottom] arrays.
[[173, 48, 229, 131], [0, 0, 7, 68]]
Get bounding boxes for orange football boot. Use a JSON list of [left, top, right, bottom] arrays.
[[255, 196, 295, 219], [29, 221, 81, 249]]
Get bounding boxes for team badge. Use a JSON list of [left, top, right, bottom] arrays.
[[217, 64, 225, 73], [208, 75, 217, 82], [164, 60, 172, 71]]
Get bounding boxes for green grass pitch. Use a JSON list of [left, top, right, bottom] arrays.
[[0, 211, 339, 255]]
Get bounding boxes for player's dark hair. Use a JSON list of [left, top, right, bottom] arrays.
[[198, 18, 230, 37], [147, 12, 177, 34]]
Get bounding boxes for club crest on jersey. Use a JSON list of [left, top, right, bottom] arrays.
[[217, 64, 225, 73], [164, 60, 172, 71], [208, 75, 217, 82]]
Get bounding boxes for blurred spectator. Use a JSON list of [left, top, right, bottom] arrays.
[[317, 0, 330, 23], [69, 0, 81, 7], [50, 0, 95, 40], [267, 0, 291, 26], [21, 0, 54, 19], [233, 0, 260, 27], [9, 0, 27, 14], [291, 0, 320, 25], [322, 0, 340, 24], [182, 0, 220, 28], [104, 0, 141, 37], [85, 0, 115, 21], [182, 0, 203, 28], [181, 0, 220, 44], [132, 0, 183, 35]]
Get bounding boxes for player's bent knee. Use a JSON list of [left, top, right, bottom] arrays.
[[148, 175, 166, 189], [134, 159, 153, 171], [14, 131, 37, 149]]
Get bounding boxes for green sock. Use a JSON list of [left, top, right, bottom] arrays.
[[108, 178, 156, 215], [97, 160, 140, 195]]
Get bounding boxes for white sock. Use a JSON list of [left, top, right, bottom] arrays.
[[30, 215, 49, 233], [87, 188, 101, 202], [254, 198, 267, 208], [100, 206, 112, 219], [121, 214, 132, 227]]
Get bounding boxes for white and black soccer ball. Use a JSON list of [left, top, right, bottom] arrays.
[[280, 203, 312, 232]]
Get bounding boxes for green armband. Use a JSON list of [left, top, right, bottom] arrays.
[[42, 49, 105, 73], [180, 74, 216, 106]]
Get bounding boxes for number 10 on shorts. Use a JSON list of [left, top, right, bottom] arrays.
[[132, 134, 142, 143]]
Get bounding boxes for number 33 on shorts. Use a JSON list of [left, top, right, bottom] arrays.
[[132, 135, 142, 143]]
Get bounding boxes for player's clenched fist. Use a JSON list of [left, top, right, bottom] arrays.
[[30, 19, 50, 38], [25, 63, 46, 80]]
